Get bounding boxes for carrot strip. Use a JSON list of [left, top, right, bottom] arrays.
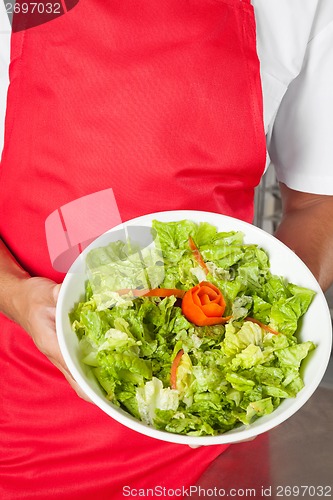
[[142, 288, 186, 299], [188, 236, 209, 275], [245, 317, 280, 335], [116, 288, 186, 299], [170, 349, 184, 390]]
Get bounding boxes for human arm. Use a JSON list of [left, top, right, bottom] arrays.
[[274, 183, 333, 292], [0, 8, 89, 400], [0, 238, 91, 401], [260, 6, 333, 292]]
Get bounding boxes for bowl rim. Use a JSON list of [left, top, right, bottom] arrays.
[[56, 209, 333, 446]]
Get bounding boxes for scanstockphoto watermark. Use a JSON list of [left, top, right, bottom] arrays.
[[1, 0, 79, 32], [122, 485, 258, 497], [123, 485, 333, 498]]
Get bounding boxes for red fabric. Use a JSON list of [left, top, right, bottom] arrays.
[[0, 1, 266, 498]]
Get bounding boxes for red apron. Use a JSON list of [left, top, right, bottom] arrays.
[[0, 1, 266, 498]]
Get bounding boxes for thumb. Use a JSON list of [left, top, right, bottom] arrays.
[[53, 283, 61, 302]]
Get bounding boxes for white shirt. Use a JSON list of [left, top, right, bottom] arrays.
[[1, 0, 333, 195], [253, 0, 333, 195]]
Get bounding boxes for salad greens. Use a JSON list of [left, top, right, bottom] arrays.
[[69, 219, 316, 436]]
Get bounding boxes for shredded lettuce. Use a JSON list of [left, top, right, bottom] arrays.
[[70, 219, 316, 436]]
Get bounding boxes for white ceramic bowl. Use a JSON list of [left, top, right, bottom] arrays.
[[56, 210, 332, 446]]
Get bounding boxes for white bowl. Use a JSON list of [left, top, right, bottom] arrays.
[[56, 210, 332, 446]]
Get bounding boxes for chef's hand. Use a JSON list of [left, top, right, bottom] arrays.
[[16, 276, 92, 402]]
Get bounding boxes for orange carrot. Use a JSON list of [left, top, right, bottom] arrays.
[[188, 236, 209, 275], [142, 288, 186, 299], [245, 317, 280, 335], [116, 288, 186, 299], [170, 349, 184, 390], [181, 281, 230, 326]]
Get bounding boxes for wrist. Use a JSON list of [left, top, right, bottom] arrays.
[[11, 276, 59, 337], [1, 273, 31, 327]]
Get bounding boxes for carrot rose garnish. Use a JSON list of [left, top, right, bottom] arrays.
[[181, 281, 229, 326]]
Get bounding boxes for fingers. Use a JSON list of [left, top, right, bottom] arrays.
[[61, 368, 93, 403], [51, 355, 93, 403], [19, 277, 92, 403], [46, 330, 93, 404]]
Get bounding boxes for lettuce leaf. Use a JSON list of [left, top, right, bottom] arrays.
[[69, 219, 316, 436]]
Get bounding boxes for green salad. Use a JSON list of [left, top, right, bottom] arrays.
[[69, 219, 316, 436]]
